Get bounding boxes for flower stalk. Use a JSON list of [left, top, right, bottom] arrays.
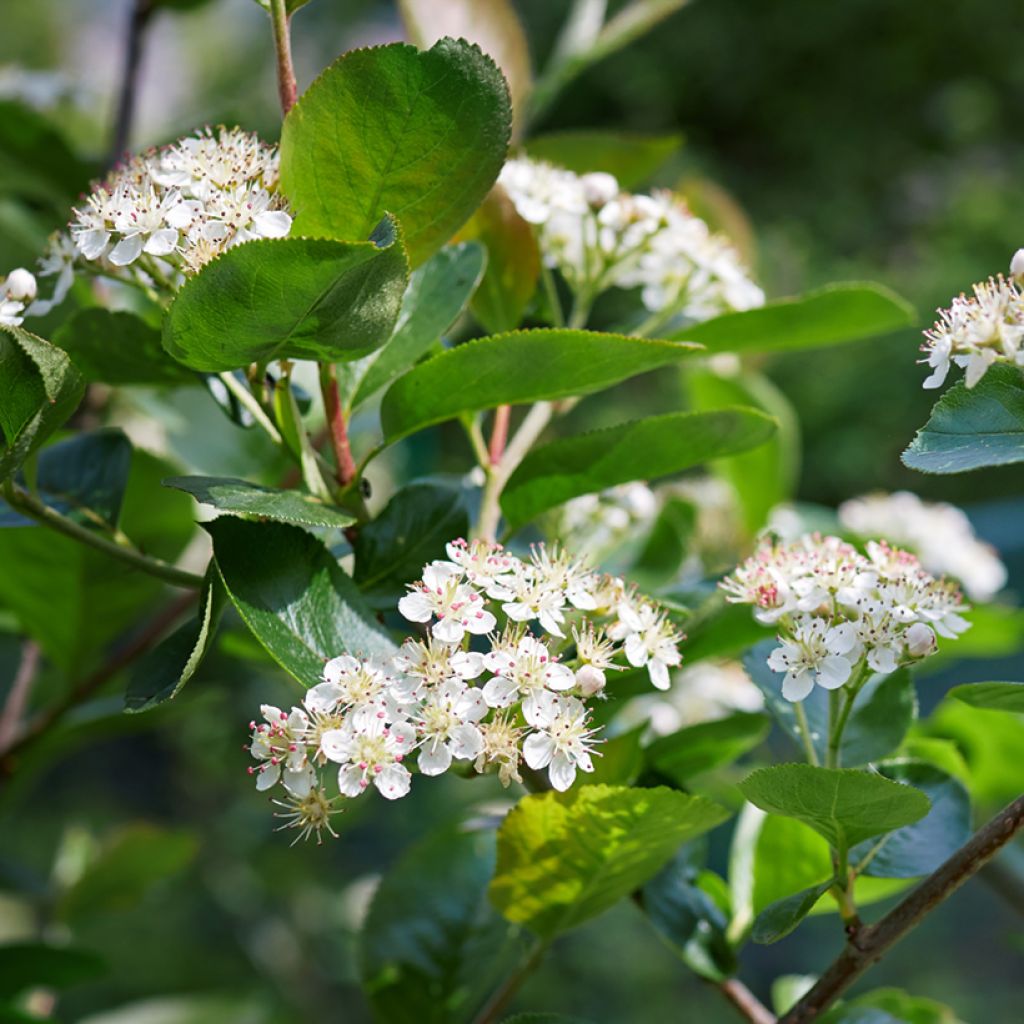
[[269, 0, 298, 116]]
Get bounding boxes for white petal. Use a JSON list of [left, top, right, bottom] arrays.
[[450, 724, 484, 760], [305, 681, 343, 714], [255, 763, 280, 791], [781, 670, 815, 702], [375, 763, 412, 800], [319, 728, 351, 763], [816, 656, 852, 690], [418, 740, 453, 777], [283, 765, 315, 797], [75, 228, 110, 260], [143, 228, 178, 256], [432, 618, 465, 644], [548, 753, 577, 792], [544, 662, 575, 691], [253, 210, 292, 238], [648, 658, 671, 691], [337, 764, 366, 797], [482, 675, 518, 708], [624, 634, 648, 668], [450, 650, 485, 679], [108, 233, 145, 266], [464, 609, 497, 635], [867, 645, 899, 675], [398, 591, 434, 623], [523, 731, 555, 770]]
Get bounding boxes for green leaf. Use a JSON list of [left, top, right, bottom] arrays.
[[902, 364, 1024, 474], [582, 725, 645, 786], [0, 325, 84, 480], [208, 517, 394, 685], [164, 475, 356, 530], [344, 242, 486, 411], [672, 283, 915, 353], [0, 943, 105, 1000], [124, 571, 226, 713], [58, 825, 198, 924], [771, 976, 817, 1016], [850, 761, 971, 879], [823, 988, 965, 1024], [501, 1016, 594, 1024], [948, 680, 1024, 714], [380, 329, 702, 444], [360, 822, 523, 1024], [252, 0, 311, 13], [500, 407, 776, 530], [629, 497, 696, 589], [738, 764, 931, 850], [678, 599, 773, 666], [751, 879, 833, 944], [524, 131, 682, 189], [353, 480, 469, 607], [743, 642, 916, 766], [280, 39, 511, 266], [53, 309, 193, 385], [489, 784, 729, 938], [163, 230, 408, 372], [645, 712, 770, 786]]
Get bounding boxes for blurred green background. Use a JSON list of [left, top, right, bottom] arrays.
[[1, 1, 1023, 1021]]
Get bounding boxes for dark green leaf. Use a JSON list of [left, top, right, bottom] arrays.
[[124, 571, 226, 712], [53, 309, 193, 385], [645, 712, 770, 785], [501, 407, 776, 529], [381, 330, 702, 444], [165, 475, 356, 530], [630, 498, 696, 589], [823, 988, 964, 1024], [902, 364, 1024, 474], [739, 764, 931, 850], [948, 680, 1024, 714], [0, 943, 105, 1000], [208, 517, 394, 685], [360, 823, 523, 1024], [582, 725, 645, 786], [751, 879, 833, 944], [490, 784, 729, 938], [163, 230, 408, 372], [850, 761, 971, 879], [280, 39, 511, 266], [501, 1016, 594, 1024], [679, 599, 773, 665], [353, 480, 469, 607], [672, 283, 915, 353], [345, 242, 486, 410], [523, 131, 682, 189]]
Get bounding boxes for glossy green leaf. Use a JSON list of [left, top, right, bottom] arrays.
[[738, 764, 931, 850], [0, 325, 84, 480], [280, 39, 511, 266], [344, 242, 486, 411], [645, 712, 770, 786], [672, 283, 915, 353], [208, 517, 394, 684], [501, 407, 775, 529], [0, 943, 105, 1000], [360, 823, 522, 1024], [353, 480, 469, 607], [850, 761, 971, 878], [524, 131, 681, 189], [902, 364, 1024, 473], [54, 309, 193, 385], [164, 475, 356, 530], [381, 330, 701, 444], [163, 230, 408, 372], [124, 571, 225, 713], [490, 784, 729, 938], [751, 879, 833, 944], [948, 679, 1024, 714], [58, 825, 198, 923]]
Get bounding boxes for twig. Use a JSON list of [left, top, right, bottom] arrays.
[[470, 939, 548, 1024], [488, 405, 511, 466], [717, 978, 777, 1024], [780, 793, 1024, 1023], [269, 0, 298, 116], [320, 363, 357, 488], [0, 642, 41, 750], [110, 0, 155, 165]]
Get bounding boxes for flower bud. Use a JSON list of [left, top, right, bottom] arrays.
[[580, 172, 619, 208], [576, 664, 606, 697], [3, 268, 37, 301], [905, 622, 937, 658], [1011, 248, 1024, 278]]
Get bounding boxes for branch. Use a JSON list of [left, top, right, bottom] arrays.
[[0, 642, 41, 750], [470, 939, 548, 1024], [717, 978, 776, 1024], [781, 793, 1024, 1023], [320, 363, 357, 488], [110, 0, 155, 164]]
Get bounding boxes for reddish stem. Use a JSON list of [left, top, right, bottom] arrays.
[[321, 364, 357, 487], [270, 0, 297, 116], [488, 404, 511, 466]]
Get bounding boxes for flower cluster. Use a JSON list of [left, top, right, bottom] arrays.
[[721, 534, 969, 702], [920, 273, 1024, 390], [838, 491, 1006, 602], [15, 126, 292, 318], [498, 156, 763, 323], [246, 540, 684, 841]]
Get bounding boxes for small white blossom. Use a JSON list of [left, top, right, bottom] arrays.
[[523, 694, 599, 791], [411, 679, 487, 776], [320, 706, 415, 800], [482, 634, 575, 723], [398, 562, 496, 644]]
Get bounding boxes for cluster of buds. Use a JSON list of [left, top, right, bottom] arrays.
[[721, 534, 969, 702], [246, 540, 684, 841], [497, 156, 763, 323]]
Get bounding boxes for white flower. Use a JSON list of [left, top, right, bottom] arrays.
[[0, 297, 25, 327], [306, 654, 395, 713], [523, 694, 599, 791], [609, 599, 682, 690], [398, 562, 496, 644], [443, 537, 522, 593], [498, 574, 569, 637], [766, 617, 858, 702], [411, 679, 486, 776], [248, 704, 315, 794], [320, 706, 415, 800], [482, 634, 575, 724]]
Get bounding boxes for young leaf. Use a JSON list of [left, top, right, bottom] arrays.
[[644, 712, 770, 786], [360, 822, 523, 1024], [343, 242, 486, 411], [948, 679, 1024, 714], [489, 784, 729, 938], [164, 475, 356, 530], [380, 330, 702, 444], [353, 480, 469, 607], [163, 230, 408, 372], [280, 39, 511, 266], [902, 364, 1024, 473], [751, 879, 833, 944], [500, 407, 776, 529], [738, 764, 931, 850], [524, 131, 682, 189], [53, 309, 193, 385], [849, 761, 971, 879], [207, 517, 394, 685], [672, 282, 915, 353]]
